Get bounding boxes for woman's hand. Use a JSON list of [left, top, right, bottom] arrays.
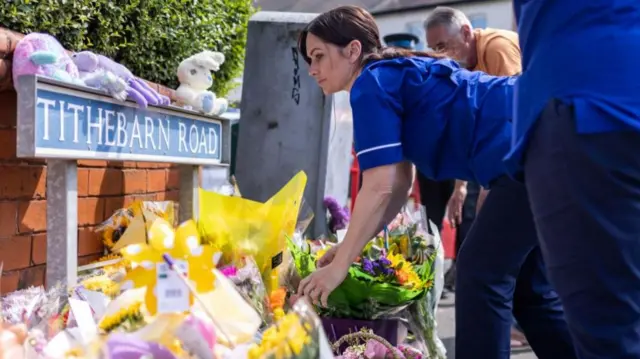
[[298, 257, 350, 307], [317, 243, 341, 268], [447, 180, 468, 226]]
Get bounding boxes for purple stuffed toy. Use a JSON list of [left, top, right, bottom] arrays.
[[72, 51, 170, 108], [12, 32, 84, 87]]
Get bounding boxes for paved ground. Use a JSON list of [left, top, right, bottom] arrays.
[[436, 292, 537, 359]]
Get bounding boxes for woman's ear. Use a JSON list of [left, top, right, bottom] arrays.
[[347, 40, 362, 64]]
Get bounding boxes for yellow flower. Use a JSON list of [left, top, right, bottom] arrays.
[[98, 302, 144, 333], [81, 275, 121, 298], [64, 348, 84, 358], [251, 312, 311, 358], [315, 248, 327, 259], [386, 252, 423, 289], [121, 218, 220, 315]]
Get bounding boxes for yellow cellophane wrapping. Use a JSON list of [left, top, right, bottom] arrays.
[[198, 171, 307, 293]]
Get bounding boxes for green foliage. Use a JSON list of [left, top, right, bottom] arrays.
[[0, 0, 255, 96]]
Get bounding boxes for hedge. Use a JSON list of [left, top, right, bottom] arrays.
[[0, 0, 255, 96]]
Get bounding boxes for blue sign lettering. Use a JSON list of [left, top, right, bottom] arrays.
[[31, 89, 222, 165]]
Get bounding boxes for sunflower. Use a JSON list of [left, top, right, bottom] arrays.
[[386, 252, 424, 289]]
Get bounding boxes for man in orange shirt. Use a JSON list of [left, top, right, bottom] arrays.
[[424, 6, 543, 353], [425, 7, 521, 229]]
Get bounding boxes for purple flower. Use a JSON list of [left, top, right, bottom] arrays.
[[324, 196, 350, 233], [378, 257, 392, 266], [362, 258, 375, 275]]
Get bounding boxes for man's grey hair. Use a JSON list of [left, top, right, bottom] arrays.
[[424, 6, 472, 32]]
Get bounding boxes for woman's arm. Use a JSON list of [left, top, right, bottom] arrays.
[[333, 161, 414, 268]]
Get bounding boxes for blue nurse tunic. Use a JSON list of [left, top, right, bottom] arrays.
[[506, 1, 640, 358], [352, 57, 575, 359]]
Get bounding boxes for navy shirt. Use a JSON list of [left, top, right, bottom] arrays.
[[505, 0, 640, 173], [351, 57, 516, 188]]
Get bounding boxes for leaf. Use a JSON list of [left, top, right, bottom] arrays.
[[0, 0, 255, 96]]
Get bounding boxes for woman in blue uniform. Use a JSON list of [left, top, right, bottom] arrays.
[[506, 1, 640, 357], [295, 6, 575, 359]]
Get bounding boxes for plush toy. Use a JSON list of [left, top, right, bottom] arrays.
[[12, 32, 84, 87], [175, 50, 228, 116], [72, 51, 170, 108]]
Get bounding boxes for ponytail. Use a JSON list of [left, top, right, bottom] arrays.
[[362, 46, 447, 65]]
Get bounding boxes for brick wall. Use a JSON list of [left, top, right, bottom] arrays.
[[0, 28, 181, 294]]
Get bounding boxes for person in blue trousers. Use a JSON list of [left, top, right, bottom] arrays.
[[506, 1, 640, 358], [295, 6, 576, 359]]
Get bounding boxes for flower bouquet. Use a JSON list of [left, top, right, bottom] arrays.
[[287, 206, 446, 358], [96, 200, 175, 252], [247, 298, 333, 359]]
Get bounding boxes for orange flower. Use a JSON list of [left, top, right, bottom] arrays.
[[269, 287, 287, 311], [395, 269, 408, 284]]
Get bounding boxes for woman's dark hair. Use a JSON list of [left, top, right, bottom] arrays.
[[298, 5, 445, 66]]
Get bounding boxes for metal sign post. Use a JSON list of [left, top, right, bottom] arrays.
[[16, 75, 231, 288]]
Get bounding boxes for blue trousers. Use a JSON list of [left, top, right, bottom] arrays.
[[524, 100, 640, 358], [455, 176, 576, 359]]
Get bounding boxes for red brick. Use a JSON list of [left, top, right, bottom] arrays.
[[0, 165, 46, 199], [122, 161, 138, 168], [0, 201, 17, 238], [0, 60, 12, 93], [104, 195, 137, 218], [18, 200, 46, 233], [167, 168, 180, 189], [133, 193, 156, 202], [1, 271, 19, 294], [0, 236, 31, 270], [158, 85, 176, 101], [88, 168, 123, 196], [0, 129, 16, 159], [135, 162, 158, 169], [0, 91, 17, 128], [18, 265, 45, 289], [31, 233, 46, 265], [147, 169, 167, 192], [78, 168, 89, 197], [123, 169, 147, 194], [24, 166, 46, 199], [77, 197, 106, 227], [78, 160, 108, 168], [25, 158, 46, 165], [78, 254, 102, 266], [78, 226, 104, 256], [166, 190, 180, 202]]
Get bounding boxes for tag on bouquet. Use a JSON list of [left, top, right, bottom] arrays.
[[156, 260, 190, 313], [175, 320, 214, 359]]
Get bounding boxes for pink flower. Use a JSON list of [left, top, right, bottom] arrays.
[[220, 266, 238, 277], [364, 340, 396, 359]]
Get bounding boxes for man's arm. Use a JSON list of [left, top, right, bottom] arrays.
[[484, 37, 522, 76]]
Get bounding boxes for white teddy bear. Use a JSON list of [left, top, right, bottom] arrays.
[[175, 50, 229, 116]]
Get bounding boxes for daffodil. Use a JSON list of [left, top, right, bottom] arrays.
[[121, 218, 221, 315]]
